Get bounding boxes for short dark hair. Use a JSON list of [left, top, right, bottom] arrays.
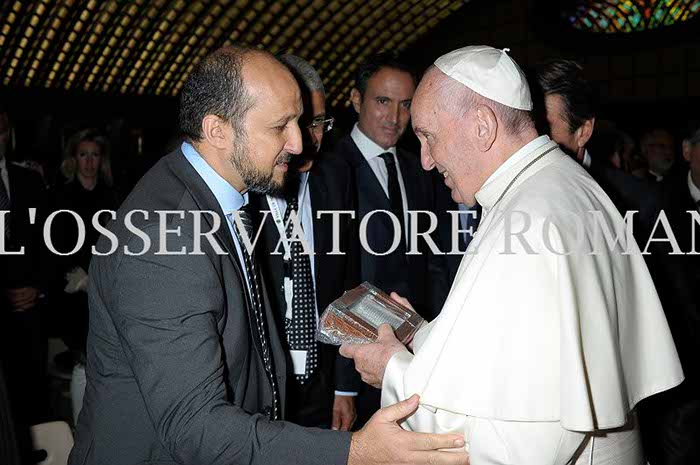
[[179, 46, 257, 142], [354, 51, 416, 97], [536, 59, 597, 134]]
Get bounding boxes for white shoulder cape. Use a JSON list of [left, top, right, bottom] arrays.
[[402, 140, 683, 431]]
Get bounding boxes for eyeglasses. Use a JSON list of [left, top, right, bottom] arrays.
[[307, 116, 334, 133]]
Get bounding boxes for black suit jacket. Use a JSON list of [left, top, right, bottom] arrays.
[[638, 170, 700, 465], [0, 163, 47, 292], [587, 157, 661, 244], [330, 135, 449, 320], [252, 155, 362, 400], [651, 172, 700, 383], [68, 148, 350, 465]]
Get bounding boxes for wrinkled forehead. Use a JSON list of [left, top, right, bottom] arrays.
[[412, 69, 451, 120]]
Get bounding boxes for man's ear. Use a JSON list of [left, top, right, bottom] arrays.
[[682, 140, 691, 163], [475, 105, 497, 152], [575, 117, 595, 149], [350, 88, 362, 114], [201, 115, 230, 150]]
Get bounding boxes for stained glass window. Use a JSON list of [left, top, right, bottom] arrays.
[[564, 0, 700, 33]]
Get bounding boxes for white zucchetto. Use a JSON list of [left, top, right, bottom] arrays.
[[435, 45, 533, 111]]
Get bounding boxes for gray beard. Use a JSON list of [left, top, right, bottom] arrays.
[[228, 141, 286, 196]]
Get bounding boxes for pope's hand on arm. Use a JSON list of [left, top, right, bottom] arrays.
[[339, 292, 418, 389]]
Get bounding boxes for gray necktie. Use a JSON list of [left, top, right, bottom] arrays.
[[231, 206, 280, 420]]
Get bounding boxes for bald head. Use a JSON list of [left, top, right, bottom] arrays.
[[179, 46, 299, 142], [178, 45, 303, 194]]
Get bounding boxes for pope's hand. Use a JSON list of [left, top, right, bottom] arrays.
[[340, 324, 406, 389], [388, 292, 424, 351], [348, 394, 469, 465]]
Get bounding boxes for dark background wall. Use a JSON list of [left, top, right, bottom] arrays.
[[2, 0, 699, 191], [397, 0, 700, 138]]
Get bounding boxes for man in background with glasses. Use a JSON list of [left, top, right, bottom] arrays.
[[252, 55, 362, 432]]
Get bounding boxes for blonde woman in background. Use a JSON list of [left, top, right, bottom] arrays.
[[51, 128, 118, 424]]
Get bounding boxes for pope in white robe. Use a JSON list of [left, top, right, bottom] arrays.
[[340, 46, 684, 465]]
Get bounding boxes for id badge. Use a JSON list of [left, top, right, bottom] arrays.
[[290, 350, 307, 375]]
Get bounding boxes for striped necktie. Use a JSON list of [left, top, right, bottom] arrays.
[[231, 205, 280, 420]]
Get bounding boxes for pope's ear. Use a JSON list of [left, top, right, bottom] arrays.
[[475, 105, 497, 152], [201, 114, 230, 150], [576, 117, 595, 149], [350, 88, 362, 114]]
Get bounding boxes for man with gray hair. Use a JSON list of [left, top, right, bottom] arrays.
[[341, 46, 684, 463], [252, 55, 361, 431]]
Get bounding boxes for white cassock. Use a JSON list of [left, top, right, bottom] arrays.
[[382, 136, 684, 464]]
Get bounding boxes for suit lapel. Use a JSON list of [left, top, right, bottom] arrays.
[[397, 150, 419, 234], [165, 150, 242, 276], [308, 170, 329, 290], [165, 150, 269, 360], [252, 194, 286, 318], [343, 136, 391, 211]]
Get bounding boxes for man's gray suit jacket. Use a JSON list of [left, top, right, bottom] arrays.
[[68, 148, 351, 465]]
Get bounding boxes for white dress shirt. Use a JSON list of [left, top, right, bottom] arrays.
[[351, 124, 410, 242], [267, 176, 358, 397], [266, 172, 317, 320], [688, 171, 700, 210]]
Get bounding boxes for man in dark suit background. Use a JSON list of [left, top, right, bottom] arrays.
[[252, 55, 361, 431], [534, 59, 660, 244], [0, 104, 50, 464], [638, 126, 700, 465], [68, 46, 469, 465], [640, 128, 676, 183], [328, 52, 450, 427]]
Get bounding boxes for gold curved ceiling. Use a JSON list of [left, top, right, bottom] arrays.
[[0, 0, 465, 107]]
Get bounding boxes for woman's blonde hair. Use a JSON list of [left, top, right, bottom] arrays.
[[61, 128, 113, 186]]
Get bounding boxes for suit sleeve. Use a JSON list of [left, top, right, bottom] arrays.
[[334, 162, 363, 393], [110, 225, 351, 465]]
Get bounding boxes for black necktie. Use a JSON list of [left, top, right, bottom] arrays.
[[379, 152, 406, 247], [462, 203, 482, 250], [0, 167, 10, 238], [231, 205, 280, 420], [282, 188, 318, 383]]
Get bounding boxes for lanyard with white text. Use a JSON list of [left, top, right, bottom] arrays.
[[266, 179, 309, 320]]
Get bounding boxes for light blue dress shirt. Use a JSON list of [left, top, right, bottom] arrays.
[[181, 141, 251, 283]]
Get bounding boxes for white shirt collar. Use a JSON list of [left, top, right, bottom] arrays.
[[688, 171, 700, 205], [351, 123, 397, 161]]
